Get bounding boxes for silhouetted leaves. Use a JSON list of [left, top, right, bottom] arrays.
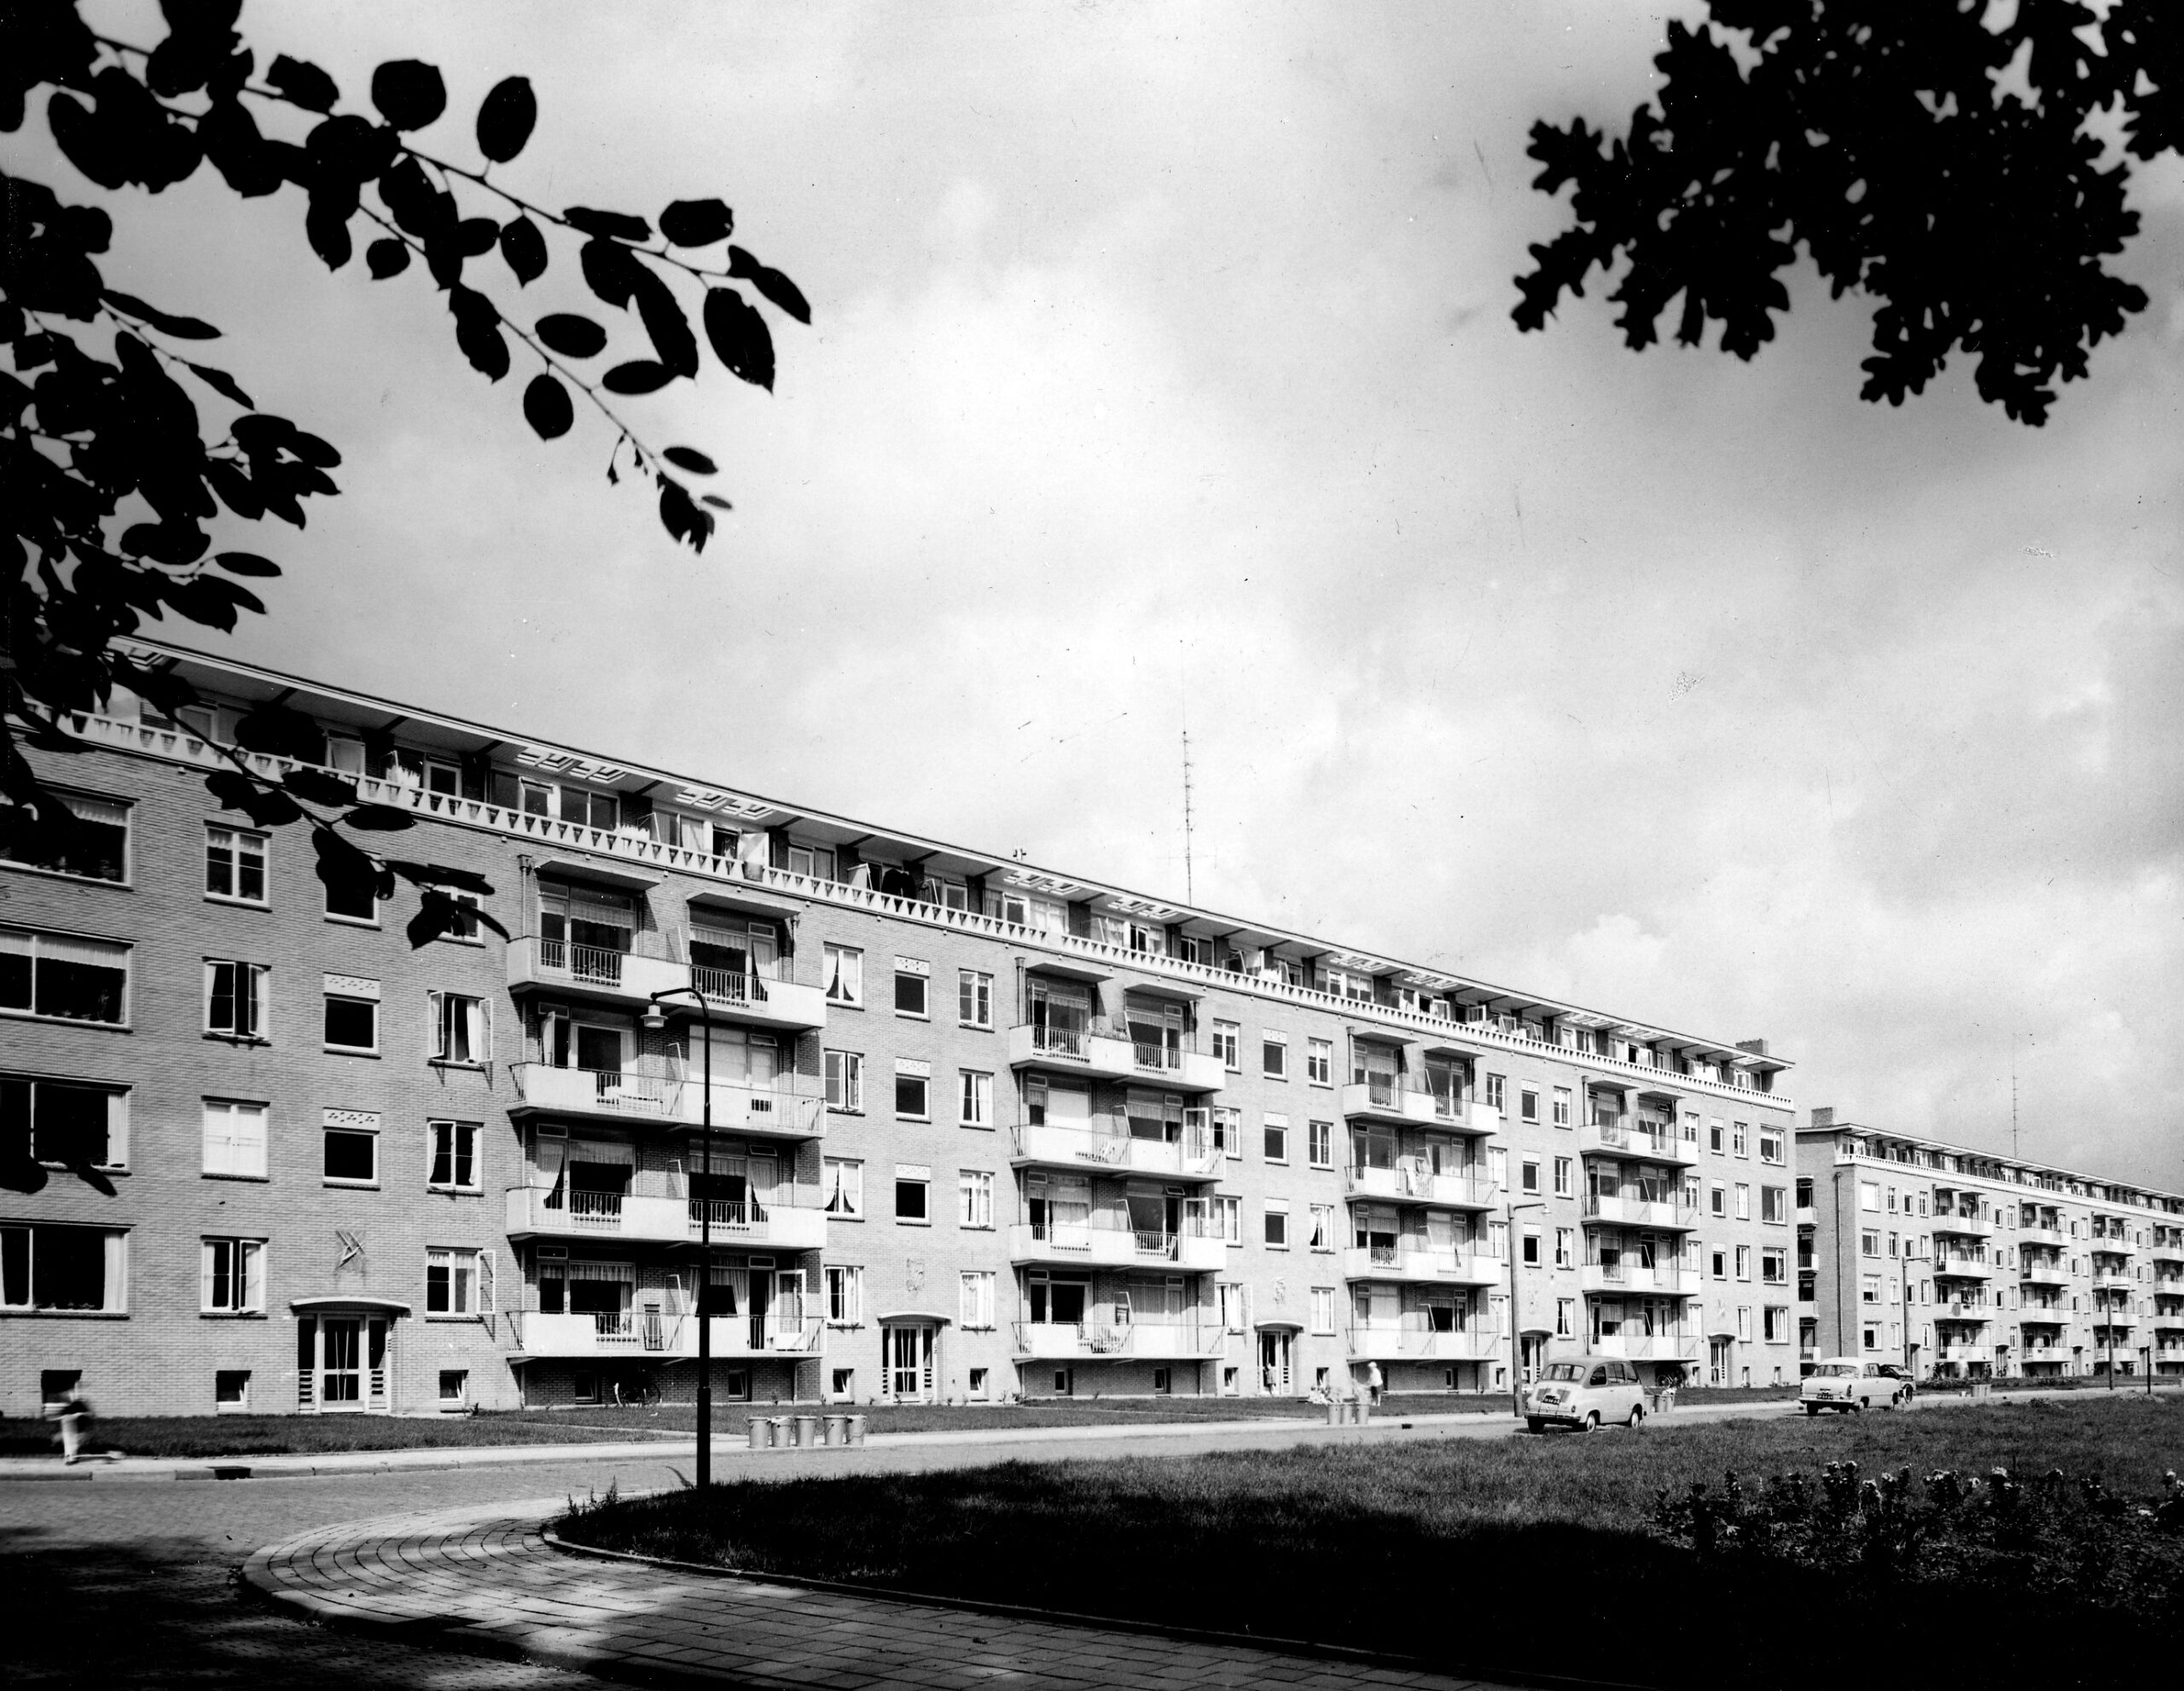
[[266, 53, 339, 114], [448, 284, 508, 380], [658, 477, 712, 551], [664, 446, 717, 474], [102, 289, 218, 339], [704, 288, 774, 389], [282, 767, 359, 807], [604, 360, 672, 393], [185, 363, 253, 407], [536, 312, 607, 357], [365, 237, 410, 278], [728, 246, 810, 323], [566, 206, 652, 243], [370, 60, 447, 131], [475, 75, 537, 163], [660, 198, 733, 247], [579, 236, 644, 309], [207, 768, 304, 827], [213, 550, 281, 577], [234, 704, 325, 763], [523, 373, 573, 439], [498, 214, 546, 283], [340, 805, 416, 832]]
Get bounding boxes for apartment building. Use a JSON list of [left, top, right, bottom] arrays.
[[1797, 1113, 2184, 1381], [3, 644, 1799, 1418]]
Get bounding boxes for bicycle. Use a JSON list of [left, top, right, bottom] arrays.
[[612, 1373, 662, 1409]]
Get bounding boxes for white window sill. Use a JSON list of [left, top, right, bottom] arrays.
[[205, 895, 270, 910], [0, 1008, 131, 1032], [326, 1047, 380, 1059], [427, 1185, 484, 1197], [895, 1217, 931, 1228], [323, 1178, 380, 1190], [202, 1171, 270, 1183], [199, 1310, 267, 1320], [0, 862, 131, 890]]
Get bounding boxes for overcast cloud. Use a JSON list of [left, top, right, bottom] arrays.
[[24, 2, 2184, 1188]]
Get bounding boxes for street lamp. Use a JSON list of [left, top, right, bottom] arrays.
[[1506, 1196, 1545, 1420], [642, 985, 716, 1486]]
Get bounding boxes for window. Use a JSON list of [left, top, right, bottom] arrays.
[[1521, 1229, 1541, 1266], [824, 1049, 863, 1112], [1212, 1020, 1240, 1070], [1310, 1286, 1335, 1334], [200, 1237, 264, 1313], [1762, 1248, 1786, 1284], [1553, 1156, 1572, 1197], [1736, 1305, 1752, 1343], [1709, 1182, 1727, 1217], [824, 944, 863, 1006], [1261, 1032, 1288, 1079], [430, 992, 487, 1064], [1, 1224, 126, 1311], [1761, 1185, 1787, 1224], [1860, 1181, 1880, 1212], [426, 1246, 490, 1316], [1732, 1122, 1749, 1158], [1734, 1183, 1751, 1221], [825, 1264, 863, 1324], [1307, 1119, 1333, 1168], [1862, 1273, 1881, 1305], [1488, 1145, 1507, 1188], [0, 1076, 128, 1170], [958, 1069, 993, 1129], [1760, 1128, 1784, 1165], [1554, 1227, 1573, 1268], [322, 975, 379, 1053], [1263, 1114, 1289, 1163], [822, 1158, 863, 1217], [1710, 1119, 1726, 1154], [205, 825, 268, 904], [1555, 1299, 1574, 1338], [1263, 1201, 1289, 1248], [1520, 1159, 1540, 1194], [216, 1370, 251, 1409], [958, 969, 993, 1027], [959, 1168, 994, 1229], [1735, 1245, 1751, 1280], [322, 862, 379, 922], [205, 960, 267, 1041], [1310, 1203, 1337, 1250], [1763, 1305, 1790, 1342], [894, 1061, 931, 1119], [1214, 1194, 1240, 1243], [1219, 1280, 1246, 1330], [960, 1270, 996, 1329], [1551, 1087, 1571, 1128], [1712, 1249, 1729, 1281], [428, 1120, 480, 1192], [202, 1099, 267, 1179], [0, 927, 131, 1026], [1211, 1107, 1241, 1158], [1484, 1073, 1505, 1111], [0, 792, 129, 882], [1519, 1088, 1539, 1124], [1862, 1230, 1881, 1258], [895, 1165, 930, 1222], [1305, 1038, 1332, 1084], [323, 1124, 377, 1184], [893, 957, 930, 1018]]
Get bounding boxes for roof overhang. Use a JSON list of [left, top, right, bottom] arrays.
[[874, 1310, 954, 1325], [687, 886, 804, 920], [531, 856, 663, 891], [289, 1296, 414, 1315]]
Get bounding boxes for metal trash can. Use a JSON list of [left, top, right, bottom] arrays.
[[845, 1414, 868, 1446], [822, 1413, 849, 1446], [791, 1414, 819, 1447], [746, 1417, 773, 1451], [1327, 1399, 1344, 1425]]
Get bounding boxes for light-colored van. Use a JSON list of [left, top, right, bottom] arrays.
[[1522, 1357, 1647, 1432], [1799, 1357, 1907, 1414]]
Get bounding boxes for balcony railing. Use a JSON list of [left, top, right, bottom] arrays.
[[1588, 1333, 1701, 1361], [1010, 1320, 1224, 1360], [1579, 1261, 1691, 1295], [1010, 1123, 1220, 1180], [1345, 1323, 1504, 1363], [1344, 1164, 1494, 1208], [506, 1064, 825, 1136], [1340, 1244, 1496, 1284], [1008, 1022, 1223, 1090], [1008, 1221, 1225, 1270], [1581, 1192, 1699, 1229], [1580, 1117, 1695, 1163], [506, 1309, 822, 1358], [506, 1184, 828, 1248], [1339, 1075, 1475, 1130], [508, 937, 828, 1030]]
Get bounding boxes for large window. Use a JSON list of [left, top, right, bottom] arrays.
[[200, 1237, 264, 1314], [0, 1223, 126, 1311], [0, 1076, 128, 1169], [205, 825, 268, 904], [1, 927, 131, 1026], [428, 1120, 481, 1191], [431, 992, 489, 1064], [426, 1246, 491, 1316], [960, 1270, 996, 1329], [202, 1099, 268, 1179], [323, 1123, 377, 1184], [959, 1168, 994, 1229], [206, 960, 268, 1041], [0, 793, 130, 883], [825, 1264, 863, 1323]]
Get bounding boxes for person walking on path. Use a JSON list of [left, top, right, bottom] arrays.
[[50, 1391, 90, 1464], [1365, 1362, 1384, 1407]]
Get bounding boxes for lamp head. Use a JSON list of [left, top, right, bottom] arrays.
[[642, 1003, 668, 1032]]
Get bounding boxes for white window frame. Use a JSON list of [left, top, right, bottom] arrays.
[[200, 1236, 265, 1314], [0, 1223, 128, 1312], [1212, 1020, 1240, 1071], [1310, 1202, 1337, 1251], [960, 1270, 996, 1330], [322, 1121, 379, 1187], [959, 1069, 993, 1129], [958, 1168, 995, 1229], [1262, 1113, 1289, 1164], [1305, 1038, 1332, 1085], [426, 1246, 491, 1317], [958, 969, 993, 1028], [893, 957, 931, 1020], [0, 790, 131, 885], [427, 1119, 482, 1193], [429, 991, 490, 1066], [822, 943, 863, 1007], [205, 824, 269, 906], [824, 1049, 863, 1113], [322, 976, 380, 1055], [205, 959, 269, 1042], [894, 1061, 931, 1121], [4, 1075, 130, 1171], [1260, 1031, 1288, 1080], [1309, 1285, 1335, 1335], [822, 1157, 863, 1218], [1214, 1194, 1240, 1244], [202, 1097, 268, 1179], [1263, 1200, 1290, 1249], [825, 1263, 863, 1324], [1553, 1155, 1572, 1197]]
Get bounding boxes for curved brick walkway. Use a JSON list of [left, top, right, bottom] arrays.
[[245, 1500, 1517, 1690]]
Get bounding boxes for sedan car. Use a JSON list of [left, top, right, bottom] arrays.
[[1800, 1357, 1908, 1414], [1523, 1357, 1647, 1432]]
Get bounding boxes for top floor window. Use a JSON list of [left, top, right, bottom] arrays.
[[1, 927, 131, 1026], [1261, 1033, 1288, 1080], [206, 826, 268, 905], [0, 793, 130, 884], [1212, 1021, 1240, 1070], [894, 958, 930, 1018]]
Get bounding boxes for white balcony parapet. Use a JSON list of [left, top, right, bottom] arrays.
[[1345, 1323, 1504, 1363], [1344, 1164, 1494, 1209], [507, 935, 828, 1032], [1010, 1320, 1224, 1361], [1934, 1257, 1994, 1279], [506, 1064, 824, 1137], [1587, 1334, 1701, 1362], [1931, 1212, 1994, 1238], [505, 1310, 823, 1359], [1337, 1077, 1481, 1131], [1578, 1263, 1692, 1296], [505, 1185, 827, 1249], [1009, 1123, 1220, 1180], [2092, 1271, 2137, 1292], [1008, 1222, 1225, 1271], [1578, 1118, 1698, 1165], [1005, 1023, 1224, 1091], [1581, 1193, 1699, 1230], [1340, 1245, 1498, 1286]]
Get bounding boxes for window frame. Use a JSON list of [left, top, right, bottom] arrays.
[[824, 1263, 863, 1324], [0, 1223, 128, 1313], [200, 1235, 266, 1316], [201, 1097, 269, 1181], [322, 979, 380, 1055], [204, 824, 270, 907], [958, 968, 993, 1028], [1262, 1113, 1289, 1165], [0, 926, 133, 1029], [1304, 1038, 1332, 1085], [893, 958, 931, 1020], [958, 1167, 995, 1229], [822, 1157, 864, 1218], [0, 790, 132, 886], [894, 1062, 932, 1121], [958, 1069, 993, 1130], [429, 991, 490, 1066], [894, 1171, 931, 1223], [427, 1119, 483, 1194], [1307, 1119, 1333, 1169], [1260, 1031, 1288, 1080], [2, 1074, 130, 1172], [824, 1049, 864, 1113], [1212, 1020, 1240, 1072], [322, 1124, 379, 1187], [823, 944, 864, 1008], [204, 959, 269, 1043]]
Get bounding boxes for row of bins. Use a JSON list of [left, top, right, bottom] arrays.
[[746, 1413, 868, 1450]]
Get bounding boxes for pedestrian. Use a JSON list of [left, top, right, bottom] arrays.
[[1365, 1361, 1384, 1407], [1261, 1362, 1275, 1395], [50, 1390, 90, 1465]]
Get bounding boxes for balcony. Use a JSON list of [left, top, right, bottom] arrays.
[[504, 1185, 827, 1250], [2093, 1271, 2137, 1293], [2018, 1259, 2069, 1286], [1931, 1212, 1992, 1239], [1340, 1245, 1498, 1287], [1338, 1077, 1483, 1133], [1344, 1164, 1495, 1210], [1578, 1117, 1697, 1165], [506, 1065, 825, 1139], [1936, 1303, 1991, 1324], [1589, 1334, 1701, 1362], [1009, 1123, 1220, 1181], [2154, 1348, 2184, 1367], [1933, 1258, 1993, 1280], [2019, 1224, 2067, 1247], [505, 1310, 823, 1360], [1578, 1263, 1692, 1297], [1582, 1193, 1699, 1231], [1006, 1023, 1223, 1092], [1795, 1205, 1817, 1227], [1933, 1345, 1990, 1364], [1345, 1324, 1504, 1363], [2150, 1238, 2184, 1264], [1011, 1321, 1224, 1362], [1007, 1222, 1224, 1271], [506, 937, 827, 1033], [2018, 1305, 2069, 1324]]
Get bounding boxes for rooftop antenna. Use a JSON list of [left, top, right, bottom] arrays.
[[1180, 646, 1196, 907], [2011, 1036, 2018, 1164]]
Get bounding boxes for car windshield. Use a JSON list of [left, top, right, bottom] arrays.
[[1540, 1363, 1585, 1382], [1812, 1363, 1856, 1377]]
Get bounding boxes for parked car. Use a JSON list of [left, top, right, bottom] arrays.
[[1523, 1357, 1647, 1432], [1874, 1363, 1916, 1403], [1799, 1357, 1908, 1414]]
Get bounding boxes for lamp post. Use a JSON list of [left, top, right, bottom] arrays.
[[642, 985, 715, 1486], [1505, 1196, 1545, 1420]]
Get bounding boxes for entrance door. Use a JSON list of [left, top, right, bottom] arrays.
[[747, 1267, 772, 1351], [888, 1323, 935, 1400], [1257, 1330, 1293, 1393], [1519, 1334, 1546, 1382], [1709, 1337, 1733, 1386], [323, 1318, 362, 1405]]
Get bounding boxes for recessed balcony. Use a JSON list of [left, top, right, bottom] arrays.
[[2019, 1224, 2068, 1247], [1937, 1303, 1991, 1324], [1009, 1123, 1221, 1182], [1579, 1263, 1692, 1297], [1010, 1320, 1223, 1361], [1934, 1258, 1994, 1280], [1338, 1078, 1487, 1133], [2150, 1237, 2184, 1264], [1932, 1345, 1990, 1364], [1582, 1193, 1699, 1231], [2018, 1305, 2069, 1325], [1589, 1334, 1700, 1362], [1931, 1212, 1993, 1239], [1006, 1023, 1224, 1092], [1343, 1165, 1495, 1210], [1339, 1245, 1498, 1287], [504, 1185, 827, 1251], [1007, 1222, 1224, 1271], [1345, 1324, 1503, 1363], [506, 1064, 824, 1140], [2093, 1270, 2137, 1292], [504, 1310, 823, 1360], [2018, 1259, 2069, 1286], [506, 937, 827, 1033], [1578, 1117, 1697, 1165]]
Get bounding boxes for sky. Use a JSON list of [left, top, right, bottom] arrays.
[[18, 3, 2184, 1189]]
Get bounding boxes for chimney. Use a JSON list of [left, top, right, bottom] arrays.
[[1810, 1107, 1834, 1129], [1736, 1038, 1769, 1057]]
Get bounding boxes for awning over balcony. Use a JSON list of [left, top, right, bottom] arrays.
[[687, 886, 803, 920], [288, 1295, 414, 1315], [1023, 957, 1112, 985], [874, 1310, 954, 1324], [531, 855, 663, 891], [1253, 1319, 1304, 1331]]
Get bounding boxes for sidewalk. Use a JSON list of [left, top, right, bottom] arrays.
[[245, 1499, 1532, 1691]]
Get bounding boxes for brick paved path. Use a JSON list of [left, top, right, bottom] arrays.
[[247, 1500, 1515, 1690]]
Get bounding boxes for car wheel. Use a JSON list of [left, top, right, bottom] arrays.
[[1628, 1403, 1645, 1428], [1850, 1397, 1866, 1414], [1525, 1417, 1544, 1433], [1891, 1390, 1905, 1408], [1583, 1410, 1600, 1432], [1804, 1403, 1819, 1416]]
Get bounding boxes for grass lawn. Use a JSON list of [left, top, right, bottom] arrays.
[[560, 1396, 2184, 1690], [0, 1410, 662, 1461]]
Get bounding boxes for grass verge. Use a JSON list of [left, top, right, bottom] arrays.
[[0, 1411, 656, 1461], [558, 1397, 2184, 1690]]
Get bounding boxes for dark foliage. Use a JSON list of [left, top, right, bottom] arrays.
[[1513, 1, 2184, 423], [2, 1, 808, 1039]]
